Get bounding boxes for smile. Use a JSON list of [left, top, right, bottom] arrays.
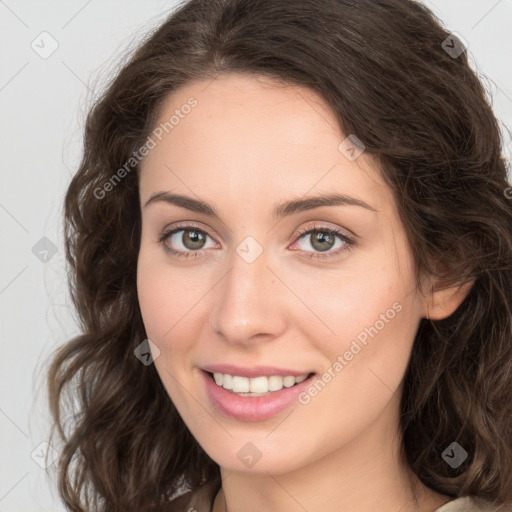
[[200, 369, 317, 421]]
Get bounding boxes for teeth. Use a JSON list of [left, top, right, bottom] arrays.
[[249, 376, 268, 393], [222, 373, 233, 390], [232, 376, 250, 392], [211, 372, 311, 395]]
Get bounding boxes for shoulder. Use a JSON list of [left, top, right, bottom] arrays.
[[434, 496, 501, 512], [157, 483, 216, 512]]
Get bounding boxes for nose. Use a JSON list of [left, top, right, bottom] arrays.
[[209, 244, 287, 346]]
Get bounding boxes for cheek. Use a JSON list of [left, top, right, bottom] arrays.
[[136, 247, 185, 351], [136, 262, 170, 340], [291, 254, 416, 347], [136, 253, 197, 402], [293, 247, 420, 393], [136, 248, 215, 361]]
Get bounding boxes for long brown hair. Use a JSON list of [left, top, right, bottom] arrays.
[[45, 0, 512, 510]]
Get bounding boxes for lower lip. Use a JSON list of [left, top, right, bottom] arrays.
[[200, 369, 316, 422]]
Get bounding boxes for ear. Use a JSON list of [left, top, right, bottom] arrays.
[[422, 278, 475, 320]]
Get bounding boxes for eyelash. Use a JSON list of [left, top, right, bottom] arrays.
[[158, 222, 355, 261]]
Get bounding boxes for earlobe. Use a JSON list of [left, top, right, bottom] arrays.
[[422, 279, 475, 320]]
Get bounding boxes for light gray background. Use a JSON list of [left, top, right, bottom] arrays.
[[1, 1, 511, 510]]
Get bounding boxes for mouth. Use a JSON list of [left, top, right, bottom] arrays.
[[200, 369, 317, 422], [205, 370, 316, 397]]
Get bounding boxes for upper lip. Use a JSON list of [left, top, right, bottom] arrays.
[[201, 364, 314, 378]]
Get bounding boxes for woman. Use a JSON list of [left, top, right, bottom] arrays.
[[46, 0, 512, 511]]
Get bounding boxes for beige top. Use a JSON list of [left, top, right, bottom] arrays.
[[161, 484, 499, 512]]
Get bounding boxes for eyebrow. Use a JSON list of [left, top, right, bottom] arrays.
[[143, 191, 377, 221]]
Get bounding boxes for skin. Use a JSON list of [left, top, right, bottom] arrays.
[[136, 73, 472, 512]]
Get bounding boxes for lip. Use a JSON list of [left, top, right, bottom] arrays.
[[201, 363, 311, 378], [200, 369, 316, 422]]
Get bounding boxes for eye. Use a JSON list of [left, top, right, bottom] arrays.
[[159, 223, 217, 259], [289, 224, 355, 260]]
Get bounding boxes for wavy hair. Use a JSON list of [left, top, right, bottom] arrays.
[[46, 0, 512, 510]]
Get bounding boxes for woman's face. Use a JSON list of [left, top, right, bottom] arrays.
[[137, 73, 427, 474]]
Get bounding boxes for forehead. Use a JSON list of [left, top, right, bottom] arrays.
[[139, 73, 389, 214]]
